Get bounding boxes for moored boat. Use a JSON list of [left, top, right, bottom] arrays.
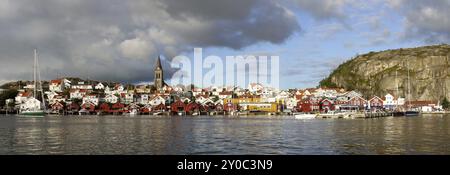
[[19, 49, 46, 117], [294, 113, 317, 119], [405, 111, 420, 117]]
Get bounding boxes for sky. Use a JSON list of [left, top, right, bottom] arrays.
[[0, 0, 449, 89]]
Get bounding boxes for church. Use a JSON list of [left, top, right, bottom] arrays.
[[154, 56, 166, 91]]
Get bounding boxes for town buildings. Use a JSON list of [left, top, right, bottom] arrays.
[[6, 56, 445, 115]]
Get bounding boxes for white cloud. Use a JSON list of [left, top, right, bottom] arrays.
[[119, 38, 155, 60]]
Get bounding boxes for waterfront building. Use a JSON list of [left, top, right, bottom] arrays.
[[149, 95, 166, 106], [319, 99, 335, 113], [404, 100, 440, 112], [171, 100, 186, 113], [368, 96, 384, 111], [341, 96, 367, 111], [81, 102, 96, 113], [238, 102, 277, 113], [50, 101, 64, 113]]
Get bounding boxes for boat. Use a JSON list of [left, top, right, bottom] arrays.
[[20, 109, 45, 116], [19, 49, 46, 117], [404, 63, 420, 117], [405, 111, 420, 116], [130, 109, 138, 115], [294, 113, 317, 119]]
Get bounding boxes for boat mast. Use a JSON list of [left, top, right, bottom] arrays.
[[34, 49, 37, 99], [407, 62, 411, 110], [36, 50, 46, 110], [395, 69, 399, 110]]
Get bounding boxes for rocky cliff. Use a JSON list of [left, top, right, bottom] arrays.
[[320, 44, 450, 101]]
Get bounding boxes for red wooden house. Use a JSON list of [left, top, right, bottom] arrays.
[[152, 103, 166, 111], [171, 100, 186, 112], [368, 96, 383, 111], [297, 98, 320, 113], [97, 103, 111, 113], [215, 103, 224, 112], [346, 96, 367, 110], [320, 99, 335, 113], [66, 102, 80, 112], [199, 104, 210, 113], [111, 103, 125, 113], [140, 105, 152, 114], [81, 102, 96, 113], [50, 101, 64, 112], [186, 102, 200, 114], [297, 100, 312, 113], [224, 102, 237, 112]]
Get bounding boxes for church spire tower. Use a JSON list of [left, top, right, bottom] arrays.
[[154, 55, 164, 90]]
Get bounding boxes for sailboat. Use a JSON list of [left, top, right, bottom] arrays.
[[404, 62, 419, 117], [19, 49, 46, 116]]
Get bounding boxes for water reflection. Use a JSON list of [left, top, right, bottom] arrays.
[[0, 115, 450, 154]]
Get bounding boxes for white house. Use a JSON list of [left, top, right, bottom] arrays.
[[138, 94, 150, 105], [149, 95, 165, 106], [48, 95, 66, 105], [70, 89, 87, 99], [71, 81, 93, 90], [195, 95, 209, 104], [45, 91, 59, 101], [383, 93, 405, 109], [284, 97, 298, 110], [49, 79, 64, 92], [104, 94, 119, 104], [218, 91, 232, 100], [104, 86, 112, 94], [95, 83, 105, 90], [192, 88, 203, 97], [82, 94, 99, 106], [120, 93, 134, 104], [15, 91, 32, 105], [113, 84, 125, 94], [247, 83, 264, 94]]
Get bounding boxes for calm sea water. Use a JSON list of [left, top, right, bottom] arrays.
[[0, 114, 449, 155]]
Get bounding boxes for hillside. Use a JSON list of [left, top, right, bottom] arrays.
[[320, 44, 450, 101]]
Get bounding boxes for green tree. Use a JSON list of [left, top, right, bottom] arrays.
[[0, 89, 18, 107], [442, 97, 449, 110]]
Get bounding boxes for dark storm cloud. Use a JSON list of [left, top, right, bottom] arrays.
[[0, 0, 300, 84]]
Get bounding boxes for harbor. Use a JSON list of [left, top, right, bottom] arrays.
[[1, 113, 450, 155]]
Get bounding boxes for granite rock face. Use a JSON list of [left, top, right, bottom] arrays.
[[321, 44, 450, 101]]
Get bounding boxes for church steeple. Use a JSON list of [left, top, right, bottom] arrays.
[[155, 55, 162, 71], [154, 55, 164, 91]]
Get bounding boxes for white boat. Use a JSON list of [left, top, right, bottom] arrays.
[[294, 114, 317, 119], [129, 109, 138, 115]]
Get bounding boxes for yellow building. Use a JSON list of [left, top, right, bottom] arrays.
[[238, 102, 278, 112], [223, 96, 261, 105]]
